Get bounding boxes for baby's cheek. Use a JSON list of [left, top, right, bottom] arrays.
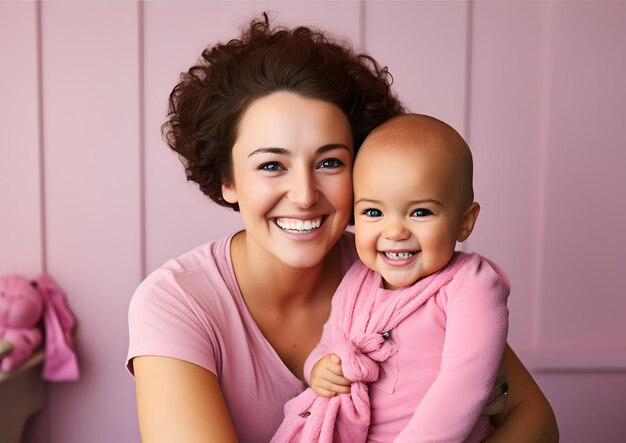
[[355, 234, 377, 271]]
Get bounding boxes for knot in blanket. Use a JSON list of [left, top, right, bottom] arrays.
[[333, 332, 397, 383]]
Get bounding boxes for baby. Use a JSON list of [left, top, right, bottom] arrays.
[[273, 114, 510, 443]]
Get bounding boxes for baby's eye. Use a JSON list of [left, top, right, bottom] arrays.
[[259, 162, 284, 172], [317, 158, 344, 169], [411, 208, 433, 217], [363, 208, 383, 217]]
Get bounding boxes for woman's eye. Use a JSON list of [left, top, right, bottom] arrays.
[[363, 208, 382, 217], [317, 158, 344, 169], [411, 208, 433, 217], [259, 162, 284, 172]]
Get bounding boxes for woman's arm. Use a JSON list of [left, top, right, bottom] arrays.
[[485, 345, 559, 442], [133, 355, 239, 443]]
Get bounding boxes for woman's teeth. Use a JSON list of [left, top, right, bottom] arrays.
[[276, 217, 322, 233], [384, 251, 415, 260]]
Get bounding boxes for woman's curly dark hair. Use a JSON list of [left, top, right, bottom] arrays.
[[162, 13, 404, 210]]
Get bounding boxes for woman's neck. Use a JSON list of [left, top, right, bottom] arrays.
[[229, 231, 344, 379], [230, 231, 342, 309]]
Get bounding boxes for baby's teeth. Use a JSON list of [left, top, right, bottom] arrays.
[[385, 251, 414, 260]]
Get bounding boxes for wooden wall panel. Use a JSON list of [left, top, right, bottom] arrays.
[[39, 2, 142, 442], [539, 1, 626, 361], [0, 1, 43, 276], [536, 372, 626, 441], [468, 1, 549, 350], [364, 1, 469, 135], [470, 2, 626, 441]]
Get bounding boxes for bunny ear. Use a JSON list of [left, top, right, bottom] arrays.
[[35, 275, 80, 382]]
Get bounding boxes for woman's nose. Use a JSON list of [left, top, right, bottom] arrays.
[[287, 168, 319, 209]]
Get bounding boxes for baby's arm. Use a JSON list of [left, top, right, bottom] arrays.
[[395, 256, 510, 443]]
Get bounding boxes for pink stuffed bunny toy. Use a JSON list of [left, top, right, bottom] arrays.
[[0, 274, 79, 381]]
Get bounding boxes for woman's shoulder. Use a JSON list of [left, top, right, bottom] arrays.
[[130, 233, 239, 317], [153, 232, 235, 279], [127, 233, 241, 376]]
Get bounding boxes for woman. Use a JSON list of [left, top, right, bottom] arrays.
[[127, 14, 558, 443]]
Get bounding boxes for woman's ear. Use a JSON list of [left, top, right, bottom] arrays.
[[221, 180, 238, 205], [457, 202, 480, 242]]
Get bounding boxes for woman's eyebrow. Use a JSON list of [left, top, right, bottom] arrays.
[[248, 144, 351, 158], [248, 147, 288, 158]]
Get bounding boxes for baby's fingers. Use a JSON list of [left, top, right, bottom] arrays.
[[312, 386, 342, 398], [327, 354, 346, 377], [323, 371, 352, 388], [312, 378, 352, 397]]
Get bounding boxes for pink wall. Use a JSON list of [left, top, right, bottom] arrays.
[[1, 1, 625, 442]]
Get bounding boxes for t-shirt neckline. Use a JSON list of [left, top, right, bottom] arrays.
[[222, 231, 354, 385]]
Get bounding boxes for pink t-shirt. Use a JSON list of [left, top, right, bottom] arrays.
[[126, 231, 358, 442]]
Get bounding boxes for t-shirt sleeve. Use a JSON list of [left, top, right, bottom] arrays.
[[126, 270, 219, 376]]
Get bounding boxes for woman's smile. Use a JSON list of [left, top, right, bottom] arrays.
[[272, 216, 329, 242], [275, 216, 324, 234]]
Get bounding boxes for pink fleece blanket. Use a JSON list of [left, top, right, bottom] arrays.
[[272, 252, 505, 443]]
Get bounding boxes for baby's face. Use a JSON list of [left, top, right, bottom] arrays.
[[353, 141, 472, 290]]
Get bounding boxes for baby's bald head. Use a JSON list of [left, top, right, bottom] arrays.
[[356, 114, 475, 207]]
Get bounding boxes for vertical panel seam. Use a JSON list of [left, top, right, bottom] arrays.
[[459, 0, 474, 254], [36, 0, 47, 275], [532, 1, 554, 351], [464, 0, 474, 144], [36, 4, 52, 441], [358, 0, 366, 52], [138, 0, 147, 280]]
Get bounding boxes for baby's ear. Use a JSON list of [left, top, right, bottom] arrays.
[[457, 202, 480, 242]]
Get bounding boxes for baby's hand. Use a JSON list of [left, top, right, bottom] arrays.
[[310, 353, 352, 398]]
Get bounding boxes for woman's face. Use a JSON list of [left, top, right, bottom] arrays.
[[222, 91, 354, 269]]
